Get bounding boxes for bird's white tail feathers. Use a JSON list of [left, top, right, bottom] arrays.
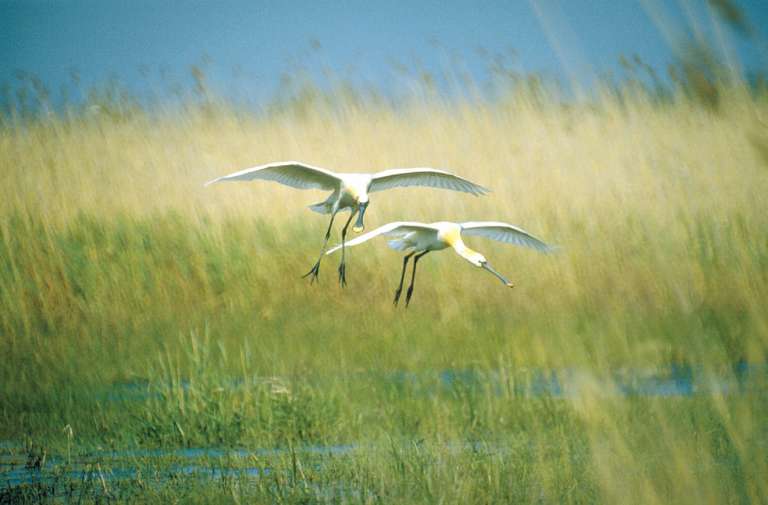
[[308, 201, 332, 214]]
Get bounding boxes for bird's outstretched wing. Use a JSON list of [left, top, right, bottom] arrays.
[[369, 168, 489, 196], [460, 222, 554, 253], [326, 222, 438, 255], [205, 161, 341, 190]]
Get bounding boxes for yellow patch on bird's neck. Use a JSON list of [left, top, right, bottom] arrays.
[[442, 227, 462, 247]]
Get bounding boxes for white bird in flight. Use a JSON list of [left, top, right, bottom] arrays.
[[205, 161, 489, 285], [325, 221, 553, 307]]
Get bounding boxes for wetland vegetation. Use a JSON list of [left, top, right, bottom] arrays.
[[2, 47, 768, 503]]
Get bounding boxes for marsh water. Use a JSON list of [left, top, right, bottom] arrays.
[[3, 362, 765, 494]]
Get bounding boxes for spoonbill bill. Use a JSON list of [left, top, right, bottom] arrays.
[[205, 161, 488, 285], [325, 221, 553, 307]]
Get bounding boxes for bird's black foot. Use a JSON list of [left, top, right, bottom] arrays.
[[393, 288, 403, 306], [338, 262, 347, 287], [405, 286, 415, 308], [302, 261, 321, 284]]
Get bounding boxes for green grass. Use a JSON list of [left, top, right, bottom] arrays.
[[2, 72, 768, 502]]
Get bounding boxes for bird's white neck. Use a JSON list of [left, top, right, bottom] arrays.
[[452, 239, 484, 266]]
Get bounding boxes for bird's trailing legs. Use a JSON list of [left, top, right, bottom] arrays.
[[303, 209, 339, 283], [405, 251, 429, 308], [337, 210, 358, 287], [393, 252, 416, 306]]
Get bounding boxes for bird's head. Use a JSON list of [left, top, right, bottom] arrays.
[[353, 199, 369, 233], [454, 240, 513, 287], [464, 249, 487, 267], [450, 236, 513, 287]]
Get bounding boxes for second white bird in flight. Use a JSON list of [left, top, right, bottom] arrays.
[[325, 221, 553, 307], [205, 161, 489, 285]]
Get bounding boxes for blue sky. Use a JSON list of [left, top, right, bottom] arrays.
[[1, 0, 766, 106]]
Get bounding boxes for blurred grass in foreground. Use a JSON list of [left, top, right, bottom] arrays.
[[1, 66, 768, 503]]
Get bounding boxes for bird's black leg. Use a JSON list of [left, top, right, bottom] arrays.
[[303, 210, 338, 283], [393, 252, 416, 306], [405, 251, 429, 308], [337, 210, 358, 287]]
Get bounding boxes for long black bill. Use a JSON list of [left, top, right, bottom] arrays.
[[481, 262, 514, 287], [353, 203, 368, 233]]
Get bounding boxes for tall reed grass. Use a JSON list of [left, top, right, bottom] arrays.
[[1, 63, 767, 502]]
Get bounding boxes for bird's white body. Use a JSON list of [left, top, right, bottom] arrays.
[[388, 221, 455, 253], [308, 173, 373, 215]]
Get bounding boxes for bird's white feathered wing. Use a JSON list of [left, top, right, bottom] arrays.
[[460, 222, 554, 253], [205, 161, 341, 190], [326, 222, 439, 255], [369, 168, 489, 196]]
